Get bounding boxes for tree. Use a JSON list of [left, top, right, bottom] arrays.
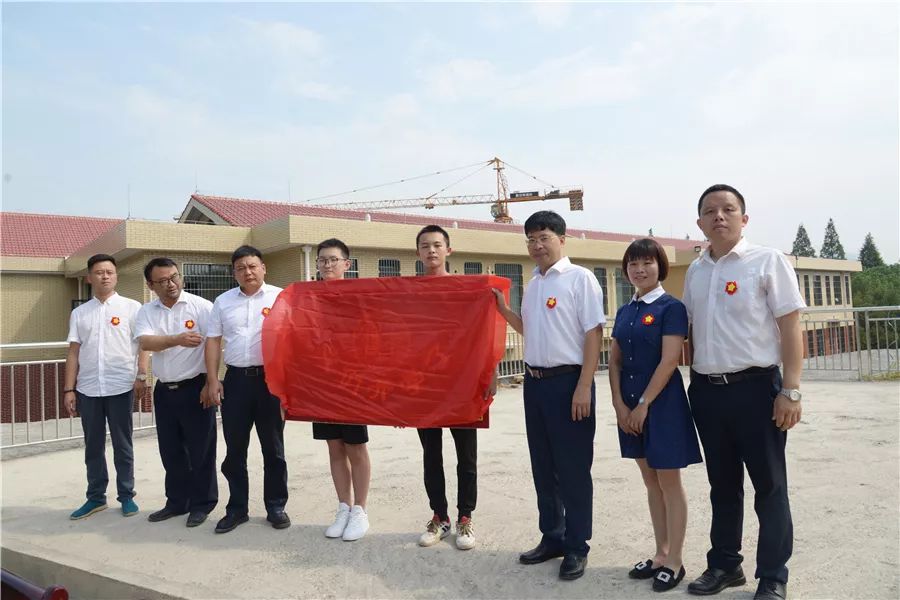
[[858, 233, 885, 269], [851, 264, 900, 307], [790, 224, 816, 257], [820, 218, 846, 259]]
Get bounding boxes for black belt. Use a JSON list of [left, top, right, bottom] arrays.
[[161, 373, 205, 391], [227, 365, 265, 377], [691, 366, 778, 386], [525, 364, 581, 380]]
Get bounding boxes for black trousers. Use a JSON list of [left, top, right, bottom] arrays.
[[417, 427, 477, 521], [523, 370, 595, 557], [220, 367, 288, 516], [153, 374, 218, 514], [688, 369, 792, 584], [77, 390, 135, 504]]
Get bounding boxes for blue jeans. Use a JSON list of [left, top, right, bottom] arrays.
[[77, 390, 135, 503]]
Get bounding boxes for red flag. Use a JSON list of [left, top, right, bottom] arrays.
[[263, 275, 510, 428]]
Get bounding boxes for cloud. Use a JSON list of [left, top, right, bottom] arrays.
[[276, 78, 350, 101], [529, 2, 573, 29], [238, 18, 323, 59]]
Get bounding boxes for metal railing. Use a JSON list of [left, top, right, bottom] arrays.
[[801, 306, 900, 379], [498, 306, 900, 381], [1, 342, 155, 449]]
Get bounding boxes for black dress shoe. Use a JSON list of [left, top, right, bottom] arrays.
[[186, 511, 208, 527], [629, 558, 662, 580], [147, 507, 186, 523], [687, 567, 746, 595], [215, 513, 249, 534], [266, 510, 291, 529], [754, 579, 787, 600], [653, 566, 686, 592], [559, 554, 587, 580], [519, 542, 565, 565]]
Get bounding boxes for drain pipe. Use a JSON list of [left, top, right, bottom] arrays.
[[302, 245, 313, 281]]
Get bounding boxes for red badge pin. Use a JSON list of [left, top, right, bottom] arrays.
[[642, 314, 655, 325], [185, 319, 195, 330], [261, 307, 271, 317], [110, 316, 121, 326], [546, 297, 557, 309], [725, 281, 738, 295]]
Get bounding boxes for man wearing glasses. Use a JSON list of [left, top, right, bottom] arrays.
[[494, 211, 605, 581], [134, 257, 218, 528], [204, 246, 290, 534]]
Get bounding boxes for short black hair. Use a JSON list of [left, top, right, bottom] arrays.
[[143, 257, 177, 282], [416, 225, 450, 247], [524, 210, 566, 236], [87, 254, 116, 270], [231, 245, 263, 266], [622, 238, 670, 282], [698, 184, 746, 215], [317, 238, 350, 258]]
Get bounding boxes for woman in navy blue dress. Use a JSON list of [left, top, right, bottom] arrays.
[[609, 238, 702, 592]]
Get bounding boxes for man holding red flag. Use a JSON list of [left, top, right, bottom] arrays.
[[414, 225, 496, 551]]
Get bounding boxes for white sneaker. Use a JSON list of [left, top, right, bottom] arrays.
[[418, 514, 451, 547], [342, 505, 370, 541], [455, 516, 475, 550], [325, 502, 351, 538]]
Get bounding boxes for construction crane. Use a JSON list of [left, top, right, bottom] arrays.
[[310, 157, 583, 224]]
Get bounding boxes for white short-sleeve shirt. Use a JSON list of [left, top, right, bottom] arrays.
[[133, 291, 213, 383], [683, 238, 806, 375], [67, 293, 142, 397], [207, 283, 283, 368], [521, 256, 606, 367]]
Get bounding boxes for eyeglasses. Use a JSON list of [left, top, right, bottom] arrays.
[[151, 274, 181, 286], [316, 257, 346, 267], [525, 235, 561, 248]]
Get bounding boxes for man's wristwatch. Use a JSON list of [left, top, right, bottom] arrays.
[[637, 396, 646, 405], [136, 374, 148, 382], [779, 388, 802, 402]]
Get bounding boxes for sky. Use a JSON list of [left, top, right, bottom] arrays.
[[3, 1, 898, 262]]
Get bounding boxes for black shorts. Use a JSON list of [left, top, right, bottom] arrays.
[[312, 422, 369, 445]]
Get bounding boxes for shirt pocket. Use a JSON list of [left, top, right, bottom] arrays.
[[718, 274, 761, 315]]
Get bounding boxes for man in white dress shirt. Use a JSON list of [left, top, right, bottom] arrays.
[[134, 257, 218, 528], [204, 246, 289, 534], [64, 254, 149, 520], [683, 185, 804, 600], [494, 210, 605, 581]]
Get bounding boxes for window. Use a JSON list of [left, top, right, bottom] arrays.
[[844, 274, 850, 305], [803, 275, 811, 306], [344, 258, 359, 279], [832, 275, 842, 304], [825, 276, 832, 305], [593, 267, 609, 315], [814, 328, 825, 356], [615, 268, 633, 309], [378, 258, 401, 277], [494, 263, 523, 312], [182, 263, 237, 302], [464, 262, 483, 275], [813, 275, 823, 306]]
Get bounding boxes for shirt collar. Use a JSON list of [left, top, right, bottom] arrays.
[[701, 237, 748, 264], [531, 256, 572, 277], [93, 292, 119, 304], [632, 285, 665, 304], [154, 291, 188, 308], [238, 283, 268, 298]]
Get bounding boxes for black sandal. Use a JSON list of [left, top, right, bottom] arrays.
[[653, 566, 686, 592], [628, 559, 661, 580]]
